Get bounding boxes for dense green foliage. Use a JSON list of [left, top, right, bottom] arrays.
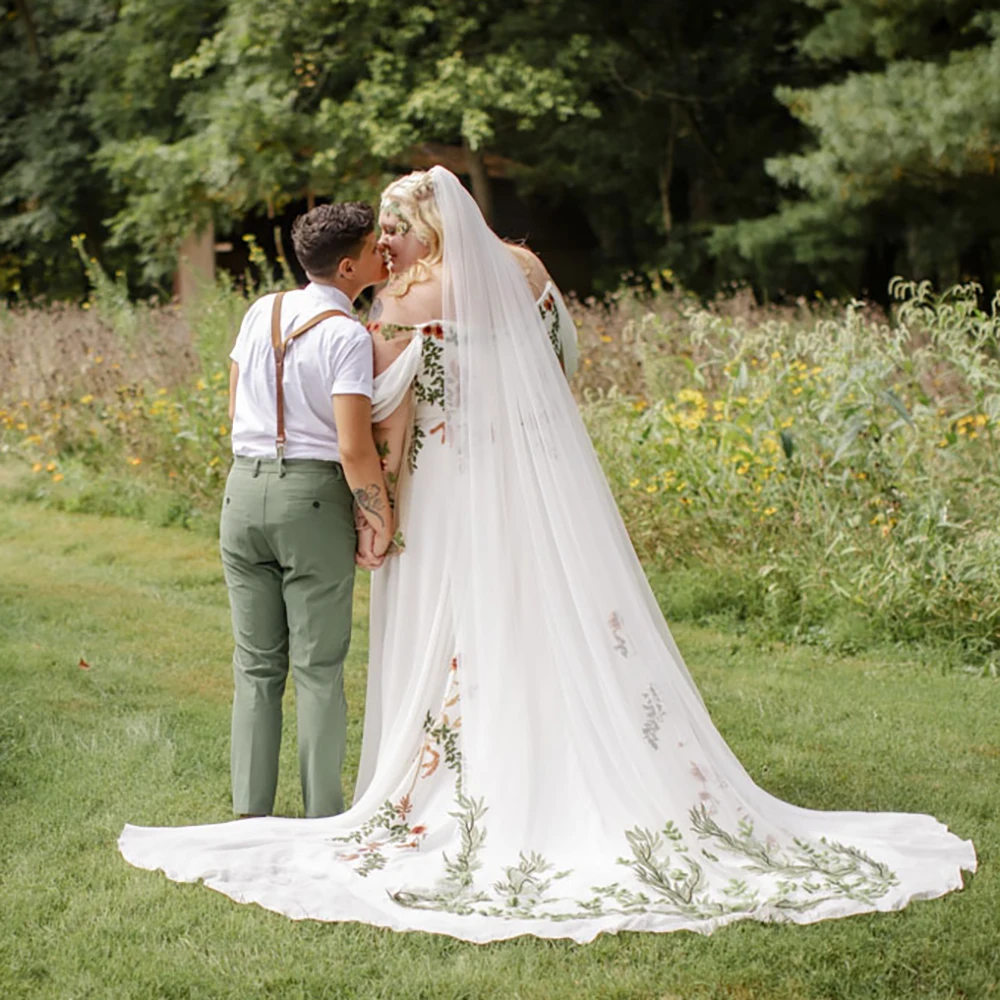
[[4, 0, 998, 300], [715, 3, 1000, 296]]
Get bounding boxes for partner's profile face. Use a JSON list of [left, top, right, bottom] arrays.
[[349, 231, 389, 286], [377, 210, 428, 275]]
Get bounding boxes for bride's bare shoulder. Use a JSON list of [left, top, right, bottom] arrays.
[[505, 243, 551, 301], [375, 271, 444, 326]]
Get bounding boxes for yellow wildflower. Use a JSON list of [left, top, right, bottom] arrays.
[[51, 473, 64, 483], [763, 507, 777, 516], [677, 388, 705, 406], [645, 483, 658, 494], [629, 478, 641, 489], [31, 463, 42, 473], [127, 457, 142, 466], [46, 462, 56, 472], [80, 394, 94, 404]]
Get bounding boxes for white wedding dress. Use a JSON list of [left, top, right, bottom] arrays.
[[120, 168, 975, 944]]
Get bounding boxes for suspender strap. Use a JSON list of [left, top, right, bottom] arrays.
[[270, 291, 349, 458]]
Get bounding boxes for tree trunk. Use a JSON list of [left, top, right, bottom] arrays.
[[658, 103, 679, 238], [13, 0, 44, 69], [464, 140, 494, 226], [268, 198, 294, 285]]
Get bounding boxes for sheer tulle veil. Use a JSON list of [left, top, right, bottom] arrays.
[[433, 165, 712, 822], [433, 162, 974, 897]]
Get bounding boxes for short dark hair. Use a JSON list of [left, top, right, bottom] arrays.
[[291, 202, 375, 278]]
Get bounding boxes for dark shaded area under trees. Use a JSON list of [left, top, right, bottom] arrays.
[[2, 0, 999, 303]]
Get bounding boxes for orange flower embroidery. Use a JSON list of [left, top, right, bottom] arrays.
[[421, 746, 441, 779]]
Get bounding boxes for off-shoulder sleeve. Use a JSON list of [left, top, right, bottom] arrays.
[[371, 335, 424, 422], [537, 281, 579, 378]]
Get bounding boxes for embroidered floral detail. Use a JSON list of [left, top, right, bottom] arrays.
[[390, 801, 899, 921], [608, 611, 629, 658], [415, 334, 445, 408], [407, 423, 425, 474], [366, 320, 412, 342], [642, 685, 665, 750], [538, 291, 564, 366], [407, 330, 448, 474], [332, 659, 463, 877]]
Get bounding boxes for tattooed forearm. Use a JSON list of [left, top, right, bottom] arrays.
[[352, 483, 386, 529], [353, 501, 368, 530]]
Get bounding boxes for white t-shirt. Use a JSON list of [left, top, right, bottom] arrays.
[[229, 283, 373, 462]]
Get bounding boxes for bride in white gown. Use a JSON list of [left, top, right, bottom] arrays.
[[120, 166, 975, 944]]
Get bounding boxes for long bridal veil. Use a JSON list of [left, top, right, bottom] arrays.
[[429, 163, 974, 928], [119, 166, 974, 944]]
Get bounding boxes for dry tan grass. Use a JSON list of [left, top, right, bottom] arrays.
[[0, 302, 199, 406]]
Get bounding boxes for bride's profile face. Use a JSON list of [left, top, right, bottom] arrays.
[[377, 209, 429, 275]]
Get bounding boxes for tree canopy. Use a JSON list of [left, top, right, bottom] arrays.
[[2, 0, 997, 301]]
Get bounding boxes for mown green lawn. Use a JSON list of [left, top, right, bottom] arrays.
[[0, 501, 996, 1000]]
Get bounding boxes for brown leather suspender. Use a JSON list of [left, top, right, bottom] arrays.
[[270, 291, 349, 458]]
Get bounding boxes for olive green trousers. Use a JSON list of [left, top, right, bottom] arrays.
[[220, 456, 356, 818]]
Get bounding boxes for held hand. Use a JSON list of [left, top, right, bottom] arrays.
[[371, 528, 393, 560], [355, 526, 385, 571]]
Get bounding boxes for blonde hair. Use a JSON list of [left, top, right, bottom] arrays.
[[380, 171, 444, 297]]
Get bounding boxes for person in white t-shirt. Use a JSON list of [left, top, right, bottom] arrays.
[[222, 202, 392, 818]]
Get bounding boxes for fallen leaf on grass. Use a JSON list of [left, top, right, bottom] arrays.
[[78, 658, 90, 670]]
